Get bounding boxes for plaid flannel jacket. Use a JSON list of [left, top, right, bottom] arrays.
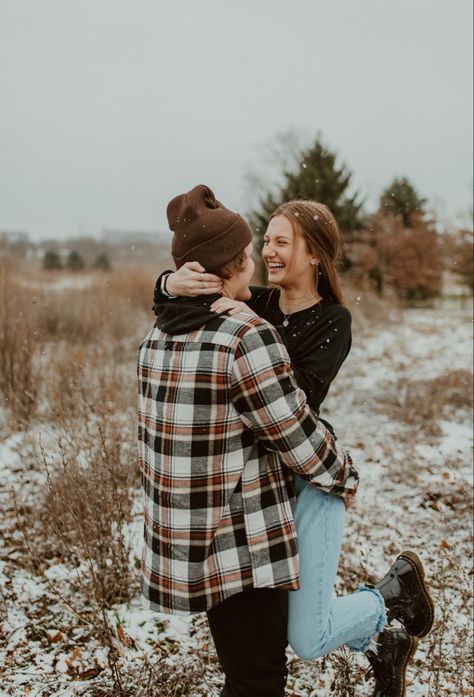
[[137, 312, 358, 615]]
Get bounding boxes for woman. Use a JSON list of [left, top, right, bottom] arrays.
[[155, 199, 434, 696]]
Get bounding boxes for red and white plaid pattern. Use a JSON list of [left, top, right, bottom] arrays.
[[137, 313, 358, 615]]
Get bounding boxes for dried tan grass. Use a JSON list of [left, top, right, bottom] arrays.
[[0, 259, 37, 424], [32, 271, 154, 344], [379, 369, 473, 433], [0, 258, 157, 427], [343, 280, 403, 333], [41, 343, 135, 424]]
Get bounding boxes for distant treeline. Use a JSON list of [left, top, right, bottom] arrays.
[[42, 250, 111, 271], [0, 232, 173, 268]]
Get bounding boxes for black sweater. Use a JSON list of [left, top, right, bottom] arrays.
[[248, 286, 351, 414]]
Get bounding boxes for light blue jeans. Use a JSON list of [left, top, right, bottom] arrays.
[[288, 475, 387, 660]]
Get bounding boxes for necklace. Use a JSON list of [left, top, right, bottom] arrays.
[[280, 298, 322, 327], [280, 295, 322, 327]]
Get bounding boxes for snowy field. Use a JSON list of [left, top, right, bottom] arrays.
[[1, 302, 472, 696]]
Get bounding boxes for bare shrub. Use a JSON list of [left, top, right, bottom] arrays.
[[11, 414, 140, 696], [418, 553, 474, 695], [0, 258, 37, 425], [324, 647, 365, 696], [48, 650, 215, 697], [378, 369, 473, 432], [40, 343, 96, 422], [34, 421, 139, 605], [122, 653, 211, 697]]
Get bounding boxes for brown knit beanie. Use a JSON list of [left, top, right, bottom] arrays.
[[167, 184, 253, 273]]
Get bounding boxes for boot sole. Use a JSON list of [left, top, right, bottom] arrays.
[[397, 550, 435, 638], [399, 634, 419, 697]]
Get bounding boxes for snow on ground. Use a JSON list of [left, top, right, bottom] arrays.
[[15, 274, 96, 292], [0, 307, 472, 696]]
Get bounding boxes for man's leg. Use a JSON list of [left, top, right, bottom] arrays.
[[206, 587, 288, 697]]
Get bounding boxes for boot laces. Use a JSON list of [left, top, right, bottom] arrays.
[[365, 646, 391, 687]]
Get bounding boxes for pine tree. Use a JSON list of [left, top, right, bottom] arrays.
[[93, 253, 111, 271], [379, 177, 427, 227], [66, 250, 85, 271], [248, 137, 363, 273], [43, 250, 62, 270]]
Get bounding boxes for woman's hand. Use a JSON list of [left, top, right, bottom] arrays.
[[210, 298, 258, 317], [166, 262, 223, 297], [341, 491, 356, 510]]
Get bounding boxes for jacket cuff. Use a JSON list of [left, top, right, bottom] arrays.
[[153, 270, 176, 313]]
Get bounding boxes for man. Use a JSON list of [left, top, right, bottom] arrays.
[[137, 184, 358, 697]]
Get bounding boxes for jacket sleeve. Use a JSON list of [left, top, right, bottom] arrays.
[[152, 271, 175, 312], [230, 320, 359, 497]]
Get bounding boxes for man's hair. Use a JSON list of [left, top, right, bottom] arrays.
[[217, 248, 248, 280]]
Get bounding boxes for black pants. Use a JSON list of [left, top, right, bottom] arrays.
[[206, 588, 289, 697]]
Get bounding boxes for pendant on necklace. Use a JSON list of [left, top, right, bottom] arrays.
[[282, 318, 289, 327]]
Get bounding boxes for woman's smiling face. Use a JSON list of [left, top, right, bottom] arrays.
[[262, 215, 317, 289]]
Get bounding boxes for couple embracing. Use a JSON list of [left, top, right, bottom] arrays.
[[137, 185, 434, 697]]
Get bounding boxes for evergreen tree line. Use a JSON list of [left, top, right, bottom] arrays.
[[248, 136, 473, 302], [43, 250, 111, 271]]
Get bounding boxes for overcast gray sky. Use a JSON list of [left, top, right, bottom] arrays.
[[1, 0, 472, 240]]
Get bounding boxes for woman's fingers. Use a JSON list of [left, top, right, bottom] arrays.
[[342, 493, 355, 509], [194, 271, 223, 295], [183, 263, 223, 293], [198, 283, 223, 295], [210, 299, 239, 313], [168, 262, 223, 296], [210, 300, 257, 317], [183, 261, 206, 273], [200, 274, 223, 287], [182, 262, 221, 285], [167, 264, 201, 296], [231, 303, 257, 317], [203, 272, 222, 284]]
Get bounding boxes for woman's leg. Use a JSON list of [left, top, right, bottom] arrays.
[[288, 475, 386, 660]]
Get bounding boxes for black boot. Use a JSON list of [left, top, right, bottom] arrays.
[[366, 627, 418, 697], [375, 550, 434, 637]]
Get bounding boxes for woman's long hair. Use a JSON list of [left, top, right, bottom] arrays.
[[270, 200, 345, 305]]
